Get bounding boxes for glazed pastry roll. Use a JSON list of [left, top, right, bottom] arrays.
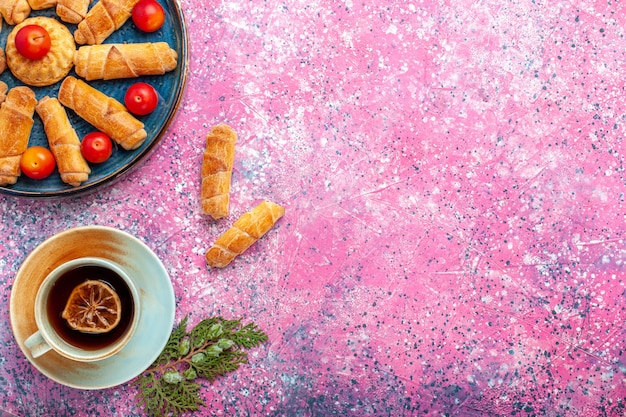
[[56, 0, 89, 23], [74, 0, 140, 45], [74, 42, 178, 80], [201, 124, 237, 219], [0, 87, 37, 186], [0, 81, 8, 105], [26, 0, 55, 10], [58, 76, 147, 150], [36, 97, 91, 187], [0, 0, 31, 24], [0, 49, 6, 77], [28, 0, 87, 23], [206, 201, 285, 268]]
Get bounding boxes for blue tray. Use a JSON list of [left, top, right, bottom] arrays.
[[0, 0, 188, 197]]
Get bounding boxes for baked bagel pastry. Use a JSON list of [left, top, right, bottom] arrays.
[[58, 76, 147, 150], [56, 0, 89, 23], [0, 87, 37, 186], [26, 0, 55, 11], [6, 17, 76, 87], [74, 42, 178, 80], [206, 201, 285, 268], [0, 0, 31, 25], [0, 82, 8, 105], [74, 0, 140, 45], [201, 124, 237, 219], [36, 96, 91, 187], [28, 0, 89, 23], [0, 48, 6, 77]]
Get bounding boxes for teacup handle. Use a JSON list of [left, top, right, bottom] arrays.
[[24, 331, 52, 358]]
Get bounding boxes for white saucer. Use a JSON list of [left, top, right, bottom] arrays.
[[10, 225, 175, 389]]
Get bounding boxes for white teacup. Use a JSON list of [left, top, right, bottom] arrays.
[[24, 257, 140, 362]]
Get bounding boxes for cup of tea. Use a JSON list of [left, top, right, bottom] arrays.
[[24, 257, 140, 362]]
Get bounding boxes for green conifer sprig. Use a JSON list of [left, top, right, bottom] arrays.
[[134, 315, 268, 416]]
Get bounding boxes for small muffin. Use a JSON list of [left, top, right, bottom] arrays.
[[6, 17, 76, 87]]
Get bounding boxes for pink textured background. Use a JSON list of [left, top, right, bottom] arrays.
[[2, 0, 626, 415]]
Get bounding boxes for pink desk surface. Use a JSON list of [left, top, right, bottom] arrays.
[[2, 1, 626, 416]]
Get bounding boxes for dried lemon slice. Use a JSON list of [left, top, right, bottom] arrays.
[[61, 280, 122, 333]]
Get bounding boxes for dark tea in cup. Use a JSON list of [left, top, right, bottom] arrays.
[[47, 263, 136, 350], [24, 257, 140, 362]]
